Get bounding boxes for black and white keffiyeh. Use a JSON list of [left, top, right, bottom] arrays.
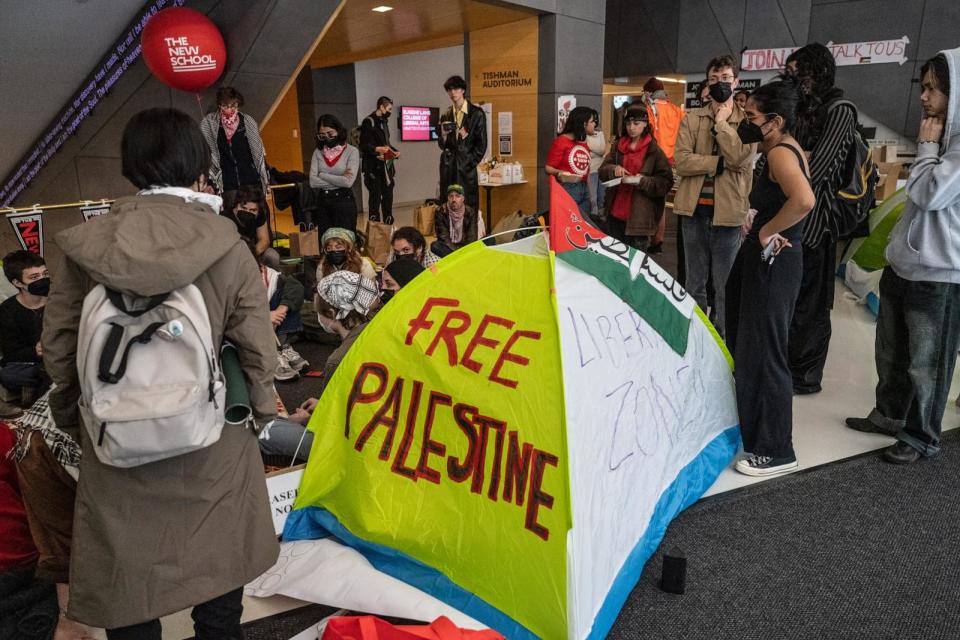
[[9, 389, 81, 479]]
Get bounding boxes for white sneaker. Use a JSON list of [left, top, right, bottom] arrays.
[[281, 344, 308, 371], [734, 454, 798, 477], [275, 352, 299, 381]]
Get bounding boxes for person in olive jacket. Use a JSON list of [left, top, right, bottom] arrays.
[[437, 75, 487, 211], [42, 108, 278, 638], [598, 105, 674, 250]]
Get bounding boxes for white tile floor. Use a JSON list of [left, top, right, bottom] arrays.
[[92, 282, 960, 639]]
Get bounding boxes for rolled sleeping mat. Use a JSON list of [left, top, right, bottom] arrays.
[[221, 341, 251, 425]]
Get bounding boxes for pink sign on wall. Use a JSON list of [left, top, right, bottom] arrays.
[[741, 36, 910, 71]]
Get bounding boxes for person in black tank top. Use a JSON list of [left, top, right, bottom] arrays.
[[724, 78, 816, 477]]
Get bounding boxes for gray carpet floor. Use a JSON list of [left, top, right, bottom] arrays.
[[608, 429, 960, 640]]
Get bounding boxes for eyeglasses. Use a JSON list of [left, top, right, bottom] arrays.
[[707, 75, 736, 85]]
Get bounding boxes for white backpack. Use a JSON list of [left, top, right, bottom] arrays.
[[77, 284, 226, 467]]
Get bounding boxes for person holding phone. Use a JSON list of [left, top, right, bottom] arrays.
[[437, 76, 487, 211], [724, 77, 815, 477]]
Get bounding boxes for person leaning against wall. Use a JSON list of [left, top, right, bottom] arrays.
[[42, 107, 278, 639], [674, 54, 758, 339], [846, 48, 960, 465]]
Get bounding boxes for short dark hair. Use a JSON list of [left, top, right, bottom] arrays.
[[921, 54, 951, 97], [443, 75, 467, 92], [749, 77, 804, 134], [316, 113, 348, 145], [705, 55, 738, 78], [223, 187, 265, 241], [122, 108, 210, 189], [216, 86, 244, 108], [376, 96, 393, 108], [391, 226, 427, 253], [561, 106, 595, 142], [620, 106, 649, 137], [2, 250, 45, 285]]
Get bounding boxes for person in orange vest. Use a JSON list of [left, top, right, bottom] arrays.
[[642, 78, 684, 253]]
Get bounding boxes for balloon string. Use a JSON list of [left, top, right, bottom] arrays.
[[196, 93, 204, 119]]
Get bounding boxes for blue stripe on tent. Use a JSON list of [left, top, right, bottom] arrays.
[[283, 508, 538, 640], [586, 424, 741, 640]]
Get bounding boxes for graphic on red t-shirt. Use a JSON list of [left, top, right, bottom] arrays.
[[546, 136, 590, 181]]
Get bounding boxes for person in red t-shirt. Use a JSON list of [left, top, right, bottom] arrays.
[[545, 106, 595, 215]]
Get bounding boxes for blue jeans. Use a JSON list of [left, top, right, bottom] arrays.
[[0, 362, 45, 392], [587, 172, 606, 216], [560, 180, 591, 216], [681, 205, 742, 338], [259, 418, 314, 463], [871, 268, 960, 456]]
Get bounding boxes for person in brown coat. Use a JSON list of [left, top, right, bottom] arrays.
[[598, 105, 674, 250], [41, 108, 279, 639]]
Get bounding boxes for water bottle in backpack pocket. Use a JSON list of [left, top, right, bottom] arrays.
[[77, 284, 226, 468]]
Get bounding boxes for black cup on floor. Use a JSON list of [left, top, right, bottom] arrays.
[[660, 550, 687, 594]]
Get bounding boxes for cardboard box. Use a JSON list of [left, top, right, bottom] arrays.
[[875, 161, 904, 201], [871, 145, 898, 163], [488, 165, 513, 184]]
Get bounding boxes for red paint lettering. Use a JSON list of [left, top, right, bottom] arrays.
[[405, 297, 459, 346], [354, 376, 404, 460], [425, 310, 471, 365], [391, 379, 423, 480], [447, 403, 479, 482], [524, 449, 559, 541], [503, 430, 533, 506], [345, 362, 388, 438], [489, 330, 541, 389], [460, 314, 515, 373], [416, 391, 451, 484]]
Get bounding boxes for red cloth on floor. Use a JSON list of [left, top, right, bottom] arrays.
[[0, 422, 38, 572]]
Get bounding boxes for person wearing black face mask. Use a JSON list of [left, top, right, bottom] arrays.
[[0, 251, 51, 406], [674, 55, 758, 339], [379, 258, 425, 304], [360, 96, 401, 224], [310, 114, 360, 237]]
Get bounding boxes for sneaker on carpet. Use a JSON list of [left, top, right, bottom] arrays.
[[274, 353, 299, 382], [281, 344, 308, 371], [735, 454, 798, 477]]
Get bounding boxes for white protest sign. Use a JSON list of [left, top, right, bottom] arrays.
[[742, 36, 910, 71], [266, 465, 305, 535], [80, 203, 111, 221]]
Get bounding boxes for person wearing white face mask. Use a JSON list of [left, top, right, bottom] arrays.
[[199, 86, 270, 198]]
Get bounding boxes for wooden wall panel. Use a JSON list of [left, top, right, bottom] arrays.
[[469, 17, 539, 224], [260, 81, 304, 174]]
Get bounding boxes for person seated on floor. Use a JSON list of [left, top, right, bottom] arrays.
[[243, 239, 308, 382], [379, 258, 425, 305], [431, 184, 479, 258], [223, 187, 280, 267], [0, 251, 51, 407], [259, 271, 378, 463], [389, 226, 441, 268], [316, 227, 377, 282]]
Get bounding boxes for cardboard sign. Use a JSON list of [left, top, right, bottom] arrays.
[[6, 210, 44, 256], [80, 203, 111, 221], [557, 95, 576, 134], [267, 464, 306, 536], [741, 36, 910, 71]]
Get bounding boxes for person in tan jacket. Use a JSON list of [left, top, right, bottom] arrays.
[[42, 108, 279, 639], [674, 54, 758, 338]]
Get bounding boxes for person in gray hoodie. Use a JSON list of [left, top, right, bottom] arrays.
[[846, 48, 960, 464]]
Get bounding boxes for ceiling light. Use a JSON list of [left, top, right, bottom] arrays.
[[372, 5, 393, 12]]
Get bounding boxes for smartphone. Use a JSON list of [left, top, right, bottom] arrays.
[[761, 239, 777, 263]]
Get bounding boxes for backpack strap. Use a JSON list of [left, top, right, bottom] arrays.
[[105, 288, 169, 318], [98, 321, 165, 384]]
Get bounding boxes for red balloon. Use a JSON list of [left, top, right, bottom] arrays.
[[141, 7, 226, 92]]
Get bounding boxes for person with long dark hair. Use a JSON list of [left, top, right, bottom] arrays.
[[546, 106, 596, 215], [783, 43, 860, 394], [726, 78, 815, 476], [598, 105, 673, 249], [847, 49, 960, 464], [310, 113, 360, 236]]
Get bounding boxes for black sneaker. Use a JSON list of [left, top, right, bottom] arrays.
[[735, 454, 798, 477], [882, 441, 921, 465], [845, 416, 897, 437], [368, 213, 381, 222], [648, 242, 663, 255]]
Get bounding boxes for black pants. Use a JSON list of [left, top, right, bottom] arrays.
[[604, 217, 649, 251], [872, 268, 960, 456], [105, 587, 244, 640], [363, 168, 394, 222], [726, 237, 803, 458], [789, 239, 837, 392], [315, 188, 357, 238]]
